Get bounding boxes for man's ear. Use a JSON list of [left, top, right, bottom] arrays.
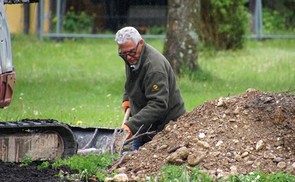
[[139, 39, 144, 45]]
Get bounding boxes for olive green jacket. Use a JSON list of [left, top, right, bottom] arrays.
[[123, 43, 186, 137]]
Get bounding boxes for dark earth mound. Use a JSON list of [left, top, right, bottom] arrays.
[[1, 89, 294, 181], [0, 161, 74, 182]]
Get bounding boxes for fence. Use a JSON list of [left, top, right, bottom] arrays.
[[38, 0, 295, 40]]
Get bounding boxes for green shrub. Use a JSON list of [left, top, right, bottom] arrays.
[[262, 0, 295, 33], [63, 10, 93, 33], [199, 0, 249, 50], [52, 7, 93, 34], [20, 153, 33, 167], [150, 165, 213, 182], [148, 25, 166, 35], [263, 8, 285, 34], [52, 153, 117, 181], [37, 161, 50, 170], [227, 171, 295, 182], [149, 165, 295, 182]]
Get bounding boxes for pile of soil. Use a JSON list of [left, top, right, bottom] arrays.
[[116, 89, 295, 180]]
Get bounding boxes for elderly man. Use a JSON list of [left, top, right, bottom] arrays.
[[115, 26, 186, 150]]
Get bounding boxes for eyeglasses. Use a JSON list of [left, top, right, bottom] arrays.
[[118, 43, 139, 59]]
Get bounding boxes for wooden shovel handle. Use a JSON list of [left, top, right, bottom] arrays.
[[121, 108, 131, 127]]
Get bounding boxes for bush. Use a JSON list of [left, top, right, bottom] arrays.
[[150, 165, 213, 182], [228, 171, 295, 182], [52, 153, 117, 181], [199, 0, 249, 50], [262, 7, 295, 34], [63, 10, 93, 33], [262, 0, 295, 31], [52, 7, 94, 34]]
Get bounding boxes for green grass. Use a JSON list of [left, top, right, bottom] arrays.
[[1, 35, 294, 128], [51, 153, 116, 181], [147, 165, 295, 182]]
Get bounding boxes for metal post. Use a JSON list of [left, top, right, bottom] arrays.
[[255, 0, 263, 39], [23, 3, 30, 34], [39, 0, 44, 41], [56, 0, 61, 34]]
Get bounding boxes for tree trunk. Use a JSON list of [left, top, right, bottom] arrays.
[[163, 0, 200, 75]]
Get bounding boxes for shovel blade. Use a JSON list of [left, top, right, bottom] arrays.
[[70, 126, 129, 155]]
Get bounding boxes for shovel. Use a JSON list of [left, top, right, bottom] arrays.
[[107, 108, 131, 154], [121, 108, 131, 127], [76, 108, 131, 155]]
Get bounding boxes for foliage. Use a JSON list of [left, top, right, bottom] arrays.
[[199, 0, 249, 50], [227, 171, 295, 182], [19, 153, 33, 167], [262, 0, 295, 32], [147, 165, 295, 182], [262, 7, 295, 34], [52, 153, 117, 181], [148, 25, 166, 35], [149, 165, 213, 181], [37, 161, 50, 170], [263, 8, 286, 34], [52, 6, 93, 34]]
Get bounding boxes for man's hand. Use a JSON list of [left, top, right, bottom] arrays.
[[122, 124, 133, 139], [121, 101, 130, 113]]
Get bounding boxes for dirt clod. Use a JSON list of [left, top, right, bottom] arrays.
[[0, 161, 74, 182]]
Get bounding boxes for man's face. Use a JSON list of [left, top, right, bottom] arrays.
[[118, 39, 141, 65]]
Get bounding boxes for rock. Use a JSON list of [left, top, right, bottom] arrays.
[[187, 151, 206, 166], [277, 162, 287, 169], [157, 144, 168, 150], [217, 98, 225, 107], [117, 167, 126, 173], [166, 146, 189, 164], [197, 141, 210, 148], [216, 168, 225, 179], [263, 151, 275, 159], [230, 166, 238, 175], [215, 140, 223, 147], [198, 132, 206, 139], [241, 152, 249, 158], [113, 173, 128, 182], [255, 140, 264, 151]]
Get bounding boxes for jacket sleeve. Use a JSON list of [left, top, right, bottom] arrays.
[[122, 89, 129, 102], [122, 64, 130, 102]]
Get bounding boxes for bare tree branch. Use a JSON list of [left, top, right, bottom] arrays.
[[124, 124, 156, 145], [124, 131, 156, 145]]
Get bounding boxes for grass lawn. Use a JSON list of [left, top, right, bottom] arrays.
[[0, 35, 294, 128]]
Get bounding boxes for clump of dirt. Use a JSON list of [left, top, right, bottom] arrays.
[[0, 161, 75, 182], [117, 89, 295, 180]]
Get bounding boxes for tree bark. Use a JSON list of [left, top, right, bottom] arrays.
[[163, 0, 200, 75]]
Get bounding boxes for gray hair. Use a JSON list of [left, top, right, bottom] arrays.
[[115, 26, 142, 45]]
